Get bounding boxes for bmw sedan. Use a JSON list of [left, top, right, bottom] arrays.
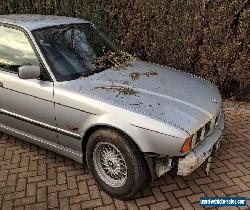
[[0, 14, 224, 199]]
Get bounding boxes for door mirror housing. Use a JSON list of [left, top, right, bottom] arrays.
[[18, 65, 41, 80]]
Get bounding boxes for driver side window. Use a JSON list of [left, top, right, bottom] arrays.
[[0, 25, 39, 74]]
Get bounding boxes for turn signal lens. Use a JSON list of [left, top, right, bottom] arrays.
[[181, 137, 192, 153]]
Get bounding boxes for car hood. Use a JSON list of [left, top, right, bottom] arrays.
[[59, 61, 222, 134]]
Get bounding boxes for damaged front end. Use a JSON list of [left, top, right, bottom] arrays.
[[177, 139, 220, 176], [145, 138, 221, 180], [144, 153, 174, 180], [145, 111, 224, 180]]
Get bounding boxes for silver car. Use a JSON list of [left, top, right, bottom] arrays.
[[0, 14, 224, 199]]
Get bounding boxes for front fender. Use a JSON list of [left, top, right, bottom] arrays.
[[81, 112, 187, 156]]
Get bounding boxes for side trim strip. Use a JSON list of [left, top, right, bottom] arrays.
[[56, 102, 97, 115], [0, 123, 83, 163], [0, 109, 81, 140], [2, 86, 97, 115], [2, 86, 53, 103]]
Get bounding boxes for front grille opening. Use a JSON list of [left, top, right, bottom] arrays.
[[215, 115, 219, 125], [195, 127, 203, 144], [204, 121, 211, 137], [193, 110, 221, 147]]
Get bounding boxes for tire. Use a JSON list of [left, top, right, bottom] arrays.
[[86, 128, 147, 200]]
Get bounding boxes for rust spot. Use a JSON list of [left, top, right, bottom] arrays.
[[66, 125, 79, 131]]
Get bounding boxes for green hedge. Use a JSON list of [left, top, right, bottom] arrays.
[[1, 0, 249, 100]]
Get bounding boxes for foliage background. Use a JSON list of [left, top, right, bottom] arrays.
[[1, 0, 249, 100]]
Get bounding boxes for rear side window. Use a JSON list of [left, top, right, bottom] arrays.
[[0, 26, 39, 73]]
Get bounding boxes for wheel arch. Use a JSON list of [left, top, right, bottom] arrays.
[[81, 124, 143, 160], [82, 124, 152, 181], [83, 124, 152, 198]]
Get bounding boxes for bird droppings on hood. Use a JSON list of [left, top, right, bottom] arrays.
[[129, 70, 159, 81], [95, 85, 137, 96]]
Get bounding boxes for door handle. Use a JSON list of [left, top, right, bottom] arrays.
[[0, 82, 3, 87]]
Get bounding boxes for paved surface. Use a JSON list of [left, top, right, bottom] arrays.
[[223, 100, 250, 110], [0, 107, 249, 210]]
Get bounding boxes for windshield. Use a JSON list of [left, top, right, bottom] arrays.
[[32, 23, 123, 81]]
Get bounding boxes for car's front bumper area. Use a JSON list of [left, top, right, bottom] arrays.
[[177, 111, 224, 176], [144, 111, 225, 180]]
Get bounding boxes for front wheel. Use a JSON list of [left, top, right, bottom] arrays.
[[86, 128, 147, 200]]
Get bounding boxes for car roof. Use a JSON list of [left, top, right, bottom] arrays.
[[0, 14, 89, 31]]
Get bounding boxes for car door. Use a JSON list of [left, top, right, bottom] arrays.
[[0, 25, 57, 143]]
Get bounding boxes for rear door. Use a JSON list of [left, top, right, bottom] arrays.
[[0, 25, 57, 143]]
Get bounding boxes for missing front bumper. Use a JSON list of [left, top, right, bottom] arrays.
[[145, 112, 224, 179], [177, 112, 224, 176], [177, 133, 222, 176], [177, 145, 213, 176]]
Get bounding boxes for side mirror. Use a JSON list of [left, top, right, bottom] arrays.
[[18, 65, 40, 80]]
